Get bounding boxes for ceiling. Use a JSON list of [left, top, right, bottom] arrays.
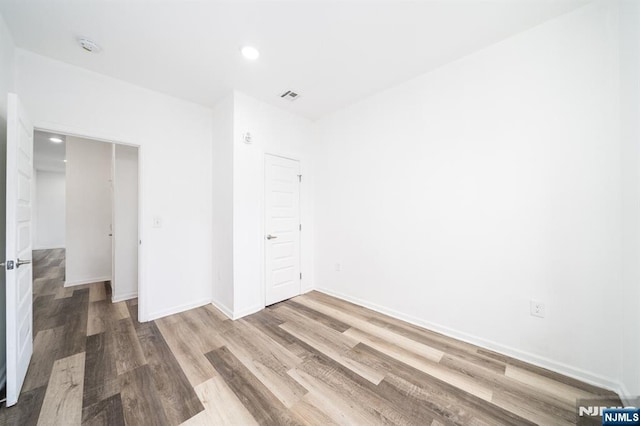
[[0, 1, 588, 120], [34, 131, 66, 173]]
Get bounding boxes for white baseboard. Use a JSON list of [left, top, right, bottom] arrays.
[[33, 246, 65, 251], [209, 300, 266, 321], [233, 304, 264, 320], [210, 298, 234, 320], [64, 276, 111, 287], [147, 298, 212, 322], [112, 292, 138, 303], [316, 287, 625, 398]]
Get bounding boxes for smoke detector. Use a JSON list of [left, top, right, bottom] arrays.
[[78, 38, 102, 53], [280, 90, 300, 102]]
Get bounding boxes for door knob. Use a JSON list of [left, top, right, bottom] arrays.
[[16, 258, 31, 268], [266, 234, 278, 240]]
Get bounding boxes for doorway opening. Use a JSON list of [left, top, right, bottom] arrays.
[[32, 130, 139, 303]]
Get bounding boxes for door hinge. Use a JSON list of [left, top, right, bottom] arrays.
[[299, 272, 302, 280], [299, 224, 302, 231], [297, 174, 302, 182]]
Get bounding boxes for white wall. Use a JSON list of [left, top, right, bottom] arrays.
[[211, 94, 234, 316], [619, 0, 640, 402], [0, 11, 15, 390], [232, 91, 315, 318], [34, 170, 65, 249], [315, 1, 625, 393], [113, 144, 139, 302], [65, 137, 112, 286], [15, 49, 214, 321]]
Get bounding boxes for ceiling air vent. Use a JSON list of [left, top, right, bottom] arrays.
[[280, 90, 300, 101]]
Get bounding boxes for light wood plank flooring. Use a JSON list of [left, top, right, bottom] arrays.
[[0, 248, 621, 425]]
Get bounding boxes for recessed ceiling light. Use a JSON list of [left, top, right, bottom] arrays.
[[63, 159, 67, 163], [241, 46, 260, 61], [78, 38, 102, 53], [49, 137, 63, 143]]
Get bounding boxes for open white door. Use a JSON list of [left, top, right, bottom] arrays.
[[265, 154, 301, 306], [5, 93, 34, 406]]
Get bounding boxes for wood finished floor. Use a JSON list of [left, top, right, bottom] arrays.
[[0, 249, 622, 425]]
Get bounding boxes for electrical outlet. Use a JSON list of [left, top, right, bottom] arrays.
[[530, 300, 545, 318], [335, 263, 341, 272]]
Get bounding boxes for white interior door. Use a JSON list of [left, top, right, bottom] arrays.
[[265, 154, 301, 306], [5, 93, 34, 406]]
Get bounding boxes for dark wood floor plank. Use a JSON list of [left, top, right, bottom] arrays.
[[83, 332, 119, 408], [135, 321, 204, 424], [22, 326, 66, 392], [59, 288, 90, 359], [118, 366, 170, 426], [243, 309, 313, 359], [33, 277, 59, 297], [113, 318, 146, 375], [33, 294, 56, 333], [1, 385, 47, 426], [205, 346, 304, 425], [81, 393, 125, 426]]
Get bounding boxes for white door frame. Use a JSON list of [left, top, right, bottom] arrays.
[[263, 152, 302, 307], [32, 122, 146, 321]]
